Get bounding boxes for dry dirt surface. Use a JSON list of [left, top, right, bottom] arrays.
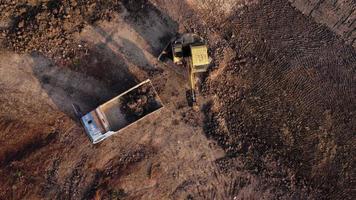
[[289, 0, 356, 48], [0, 0, 355, 200]]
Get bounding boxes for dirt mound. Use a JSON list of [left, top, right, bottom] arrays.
[[0, 0, 124, 62], [121, 83, 161, 123]]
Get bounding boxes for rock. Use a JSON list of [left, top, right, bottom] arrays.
[[18, 21, 24, 28]]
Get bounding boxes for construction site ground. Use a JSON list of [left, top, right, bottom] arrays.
[[0, 0, 355, 199]]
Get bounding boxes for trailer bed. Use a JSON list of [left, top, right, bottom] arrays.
[[80, 79, 163, 144]]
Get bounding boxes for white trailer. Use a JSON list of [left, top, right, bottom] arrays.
[[73, 79, 163, 144]]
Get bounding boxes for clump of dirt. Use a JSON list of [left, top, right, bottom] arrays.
[[121, 83, 161, 123], [0, 0, 124, 62]]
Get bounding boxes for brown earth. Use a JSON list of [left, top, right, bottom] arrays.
[[289, 0, 356, 48], [0, 0, 355, 200]]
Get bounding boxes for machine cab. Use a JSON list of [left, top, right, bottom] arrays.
[[172, 41, 183, 64], [190, 44, 210, 73]]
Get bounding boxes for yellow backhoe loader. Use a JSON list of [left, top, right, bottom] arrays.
[[158, 33, 211, 106]]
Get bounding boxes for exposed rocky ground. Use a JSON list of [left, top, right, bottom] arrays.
[[0, 0, 355, 199]]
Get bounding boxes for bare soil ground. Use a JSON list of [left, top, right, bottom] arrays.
[[289, 0, 356, 48], [0, 0, 355, 200]]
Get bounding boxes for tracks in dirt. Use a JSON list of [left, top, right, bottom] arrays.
[[0, 1, 189, 199], [0, 0, 355, 199], [0, 129, 57, 167], [200, 0, 355, 198], [290, 0, 356, 48]]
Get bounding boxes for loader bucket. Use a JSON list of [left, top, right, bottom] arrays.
[[80, 79, 163, 144]]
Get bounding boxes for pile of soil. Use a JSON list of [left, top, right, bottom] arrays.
[[0, 0, 125, 62], [120, 83, 161, 123]]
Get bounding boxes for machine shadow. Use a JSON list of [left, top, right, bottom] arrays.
[[90, 25, 155, 73], [120, 0, 179, 56], [29, 0, 181, 121], [31, 41, 139, 120]]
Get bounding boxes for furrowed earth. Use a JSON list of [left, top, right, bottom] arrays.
[[0, 0, 355, 199]]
